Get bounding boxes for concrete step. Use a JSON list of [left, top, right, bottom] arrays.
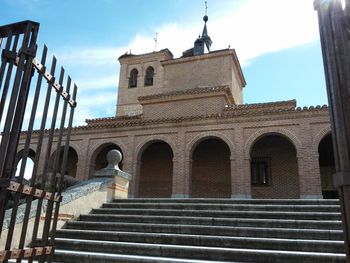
[[113, 198, 340, 206], [65, 221, 344, 240], [54, 249, 247, 263], [90, 208, 342, 220], [79, 214, 342, 230], [54, 238, 346, 263], [56, 229, 345, 253], [102, 202, 340, 212]]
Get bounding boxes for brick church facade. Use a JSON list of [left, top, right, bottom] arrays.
[[17, 16, 336, 199]]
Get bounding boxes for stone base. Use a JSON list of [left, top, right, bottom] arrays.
[[172, 194, 190, 198], [231, 194, 252, 199], [300, 194, 324, 199]]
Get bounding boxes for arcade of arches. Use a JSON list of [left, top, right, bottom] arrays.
[[16, 131, 337, 199]]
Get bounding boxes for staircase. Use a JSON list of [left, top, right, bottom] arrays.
[[53, 198, 345, 263]]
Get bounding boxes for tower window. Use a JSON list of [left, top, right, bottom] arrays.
[[251, 158, 271, 186], [144, 66, 154, 86], [129, 68, 138, 88]]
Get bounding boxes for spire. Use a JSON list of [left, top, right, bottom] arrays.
[[201, 14, 212, 51], [193, 1, 212, 55]]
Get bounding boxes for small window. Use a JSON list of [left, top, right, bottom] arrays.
[[251, 158, 271, 186], [144, 66, 154, 86], [129, 68, 138, 88]]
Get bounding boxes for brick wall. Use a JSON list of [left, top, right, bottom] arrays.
[[142, 96, 225, 119], [191, 139, 231, 198], [251, 135, 300, 199], [138, 142, 173, 198]]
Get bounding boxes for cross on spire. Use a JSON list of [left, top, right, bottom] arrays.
[[205, 1, 208, 16], [154, 32, 158, 52]]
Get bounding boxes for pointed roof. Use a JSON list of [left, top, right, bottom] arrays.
[[201, 15, 212, 51]]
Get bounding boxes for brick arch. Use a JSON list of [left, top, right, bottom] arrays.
[[135, 135, 177, 162], [187, 132, 232, 198], [185, 131, 234, 161], [135, 135, 175, 198], [88, 139, 127, 162], [15, 148, 36, 167], [244, 127, 302, 159], [312, 125, 332, 153], [88, 139, 127, 178]]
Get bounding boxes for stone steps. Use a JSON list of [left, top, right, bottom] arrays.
[[111, 198, 340, 205], [102, 202, 341, 212], [65, 221, 343, 240], [80, 214, 342, 229], [90, 208, 342, 220], [55, 229, 344, 253], [53, 198, 346, 262]]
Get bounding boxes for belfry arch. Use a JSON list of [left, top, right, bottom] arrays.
[[190, 137, 231, 198], [137, 140, 174, 198]]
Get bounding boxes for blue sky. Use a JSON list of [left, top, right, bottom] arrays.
[[1, 0, 328, 126]]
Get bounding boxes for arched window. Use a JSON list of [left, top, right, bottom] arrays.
[[129, 68, 138, 88], [144, 66, 154, 86]]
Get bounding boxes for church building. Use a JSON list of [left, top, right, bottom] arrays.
[[18, 14, 336, 200]]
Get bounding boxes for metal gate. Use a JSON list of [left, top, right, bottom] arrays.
[[0, 20, 78, 262]]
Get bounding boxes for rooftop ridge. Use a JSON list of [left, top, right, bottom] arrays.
[[118, 48, 173, 60]]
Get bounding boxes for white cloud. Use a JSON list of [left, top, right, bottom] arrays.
[[53, 0, 319, 123]]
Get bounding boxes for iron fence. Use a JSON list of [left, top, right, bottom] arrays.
[[0, 20, 78, 262]]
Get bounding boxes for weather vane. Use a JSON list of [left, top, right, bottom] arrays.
[[205, 1, 208, 16], [154, 32, 158, 52]]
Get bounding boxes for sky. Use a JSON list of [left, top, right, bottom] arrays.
[[0, 0, 330, 128]]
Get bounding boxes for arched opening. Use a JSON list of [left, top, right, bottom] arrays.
[[250, 134, 299, 199], [15, 149, 36, 181], [318, 134, 337, 199], [50, 146, 78, 178], [144, 66, 154, 86], [129, 68, 138, 88], [191, 138, 231, 198], [91, 143, 124, 177], [138, 141, 173, 198]]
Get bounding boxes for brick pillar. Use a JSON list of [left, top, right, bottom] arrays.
[[174, 159, 191, 198], [231, 156, 251, 199], [231, 127, 251, 199], [128, 160, 140, 198], [298, 154, 323, 199], [171, 157, 188, 198]]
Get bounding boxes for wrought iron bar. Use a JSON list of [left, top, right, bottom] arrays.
[[48, 83, 77, 263], [29, 56, 57, 260], [39, 76, 71, 263], [0, 34, 20, 124], [4, 22, 38, 255], [0, 20, 78, 262], [0, 22, 35, 240], [15, 45, 47, 261]]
